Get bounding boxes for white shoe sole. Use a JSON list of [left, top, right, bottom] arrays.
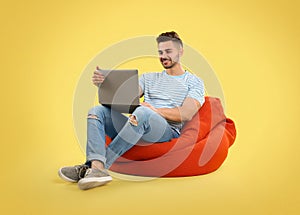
[[58, 168, 78, 183], [78, 176, 113, 190]]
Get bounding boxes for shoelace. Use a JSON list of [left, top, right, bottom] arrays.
[[75, 165, 89, 179], [84, 168, 93, 177]]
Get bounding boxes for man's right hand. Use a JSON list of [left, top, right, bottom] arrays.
[[92, 66, 105, 87]]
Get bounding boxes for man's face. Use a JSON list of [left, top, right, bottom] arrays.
[[158, 41, 183, 69]]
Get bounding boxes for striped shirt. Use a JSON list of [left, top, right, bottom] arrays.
[[139, 70, 205, 134]]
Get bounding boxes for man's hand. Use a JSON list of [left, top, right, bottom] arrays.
[[92, 66, 105, 87], [141, 102, 166, 118], [141, 102, 157, 111]]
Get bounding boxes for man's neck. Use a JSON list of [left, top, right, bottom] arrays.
[[165, 63, 185, 76]]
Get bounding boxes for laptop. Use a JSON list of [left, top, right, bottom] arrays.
[[98, 69, 140, 113]]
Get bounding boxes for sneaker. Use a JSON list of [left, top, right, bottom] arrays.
[[78, 168, 112, 190], [58, 164, 89, 183]]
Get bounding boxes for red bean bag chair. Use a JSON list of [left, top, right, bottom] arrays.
[[107, 96, 236, 177]]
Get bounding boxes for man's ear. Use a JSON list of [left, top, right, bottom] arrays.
[[179, 47, 184, 57]]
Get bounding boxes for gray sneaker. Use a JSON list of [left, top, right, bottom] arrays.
[[58, 164, 89, 182], [78, 168, 112, 190]]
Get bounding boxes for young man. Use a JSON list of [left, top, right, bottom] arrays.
[[58, 31, 205, 190]]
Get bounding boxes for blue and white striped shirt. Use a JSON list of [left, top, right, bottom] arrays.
[[139, 70, 205, 133]]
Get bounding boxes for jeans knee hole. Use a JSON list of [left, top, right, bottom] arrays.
[[87, 114, 99, 120]]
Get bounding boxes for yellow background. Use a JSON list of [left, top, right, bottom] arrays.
[[1, 0, 299, 214]]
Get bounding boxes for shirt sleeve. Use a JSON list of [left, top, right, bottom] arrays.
[[187, 76, 205, 106]]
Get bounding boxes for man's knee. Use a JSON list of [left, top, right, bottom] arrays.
[[133, 106, 149, 116], [130, 106, 153, 125], [87, 106, 109, 120], [87, 114, 99, 119]]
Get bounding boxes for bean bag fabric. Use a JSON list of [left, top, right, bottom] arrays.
[[107, 96, 236, 177]]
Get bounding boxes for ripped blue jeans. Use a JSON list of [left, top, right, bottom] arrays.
[[86, 105, 180, 169]]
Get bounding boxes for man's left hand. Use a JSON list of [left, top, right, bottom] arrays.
[[141, 102, 165, 118], [141, 102, 157, 112]]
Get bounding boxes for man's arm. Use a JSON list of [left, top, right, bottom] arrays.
[[142, 97, 201, 122]]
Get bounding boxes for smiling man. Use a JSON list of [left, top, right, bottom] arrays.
[[58, 31, 205, 190]]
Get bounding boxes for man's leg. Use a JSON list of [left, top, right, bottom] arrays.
[[58, 105, 127, 187], [78, 105, 129, 190], [105, 106, 178, 168], [86, 105, 128, 169]]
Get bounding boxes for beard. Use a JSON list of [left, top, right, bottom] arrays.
[[161, 59, 177, 69], [160, 54, 180, 69]]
